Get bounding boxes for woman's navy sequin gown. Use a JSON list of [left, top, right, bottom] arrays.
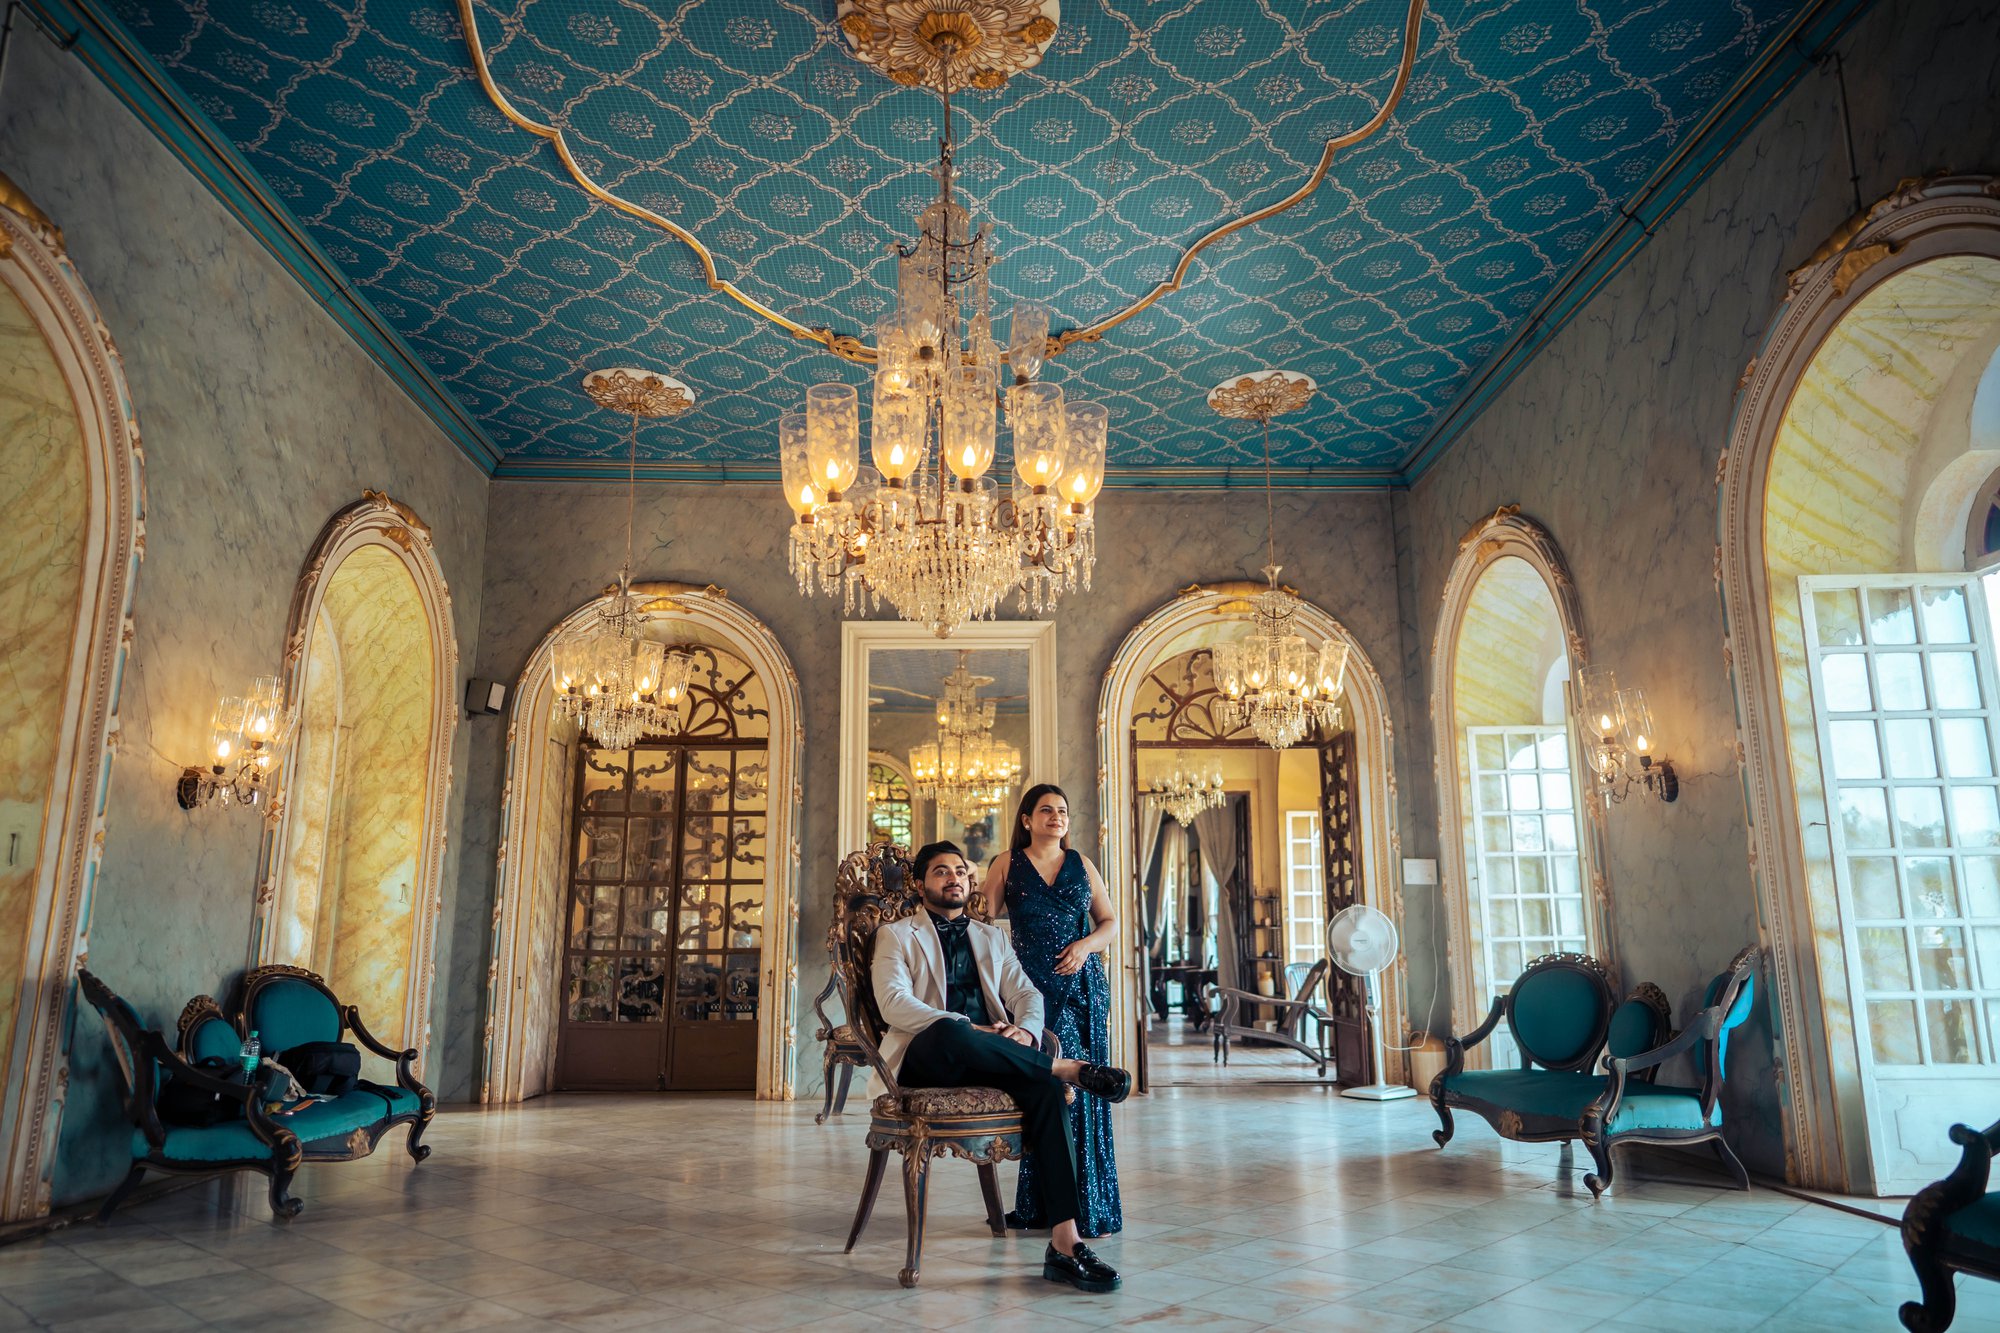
[[1006, 848, 1122, 1237]]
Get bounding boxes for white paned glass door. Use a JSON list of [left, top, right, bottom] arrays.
[[1467, 726, 1588, 1069], [1803, 574, 2000, 1192], [1285, 811, 1324, 966]]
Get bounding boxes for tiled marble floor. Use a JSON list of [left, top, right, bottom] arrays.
[[2, 1083, 1989, 1332]]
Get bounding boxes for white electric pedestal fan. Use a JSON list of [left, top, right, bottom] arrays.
[[1326, 903, 1417, 1101]]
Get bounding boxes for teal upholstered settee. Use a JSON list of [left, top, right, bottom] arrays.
[[1901, 1119, 2000, 1331], [81, 964, 433, 1220], [1431, 948, 1758, 1197]]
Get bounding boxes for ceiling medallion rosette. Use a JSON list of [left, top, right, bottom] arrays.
[[837, 0, 1060, 90]]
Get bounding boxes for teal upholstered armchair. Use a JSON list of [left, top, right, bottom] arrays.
[[1901, 1118, 2000, 1332]]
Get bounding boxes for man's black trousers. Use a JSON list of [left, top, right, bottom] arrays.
[[898, 1018, 1079, 1229]]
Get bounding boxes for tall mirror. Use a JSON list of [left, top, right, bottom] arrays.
[[839, 624, 1057, 867]]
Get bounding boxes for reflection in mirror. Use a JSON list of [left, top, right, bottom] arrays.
[[865, 647, 1031, 865]]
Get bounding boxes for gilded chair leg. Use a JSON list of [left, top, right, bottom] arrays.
[[1900, 1249, 1959, 1333], [816, 1050, 839, 1124], [845, 1147, 888, 1252], [899, 1147, 931, 1289], [97, 1163, 145, 1224], [1430, 1101, 1455, 1148], [977, 1163, 1006, 1237], [832, 1064, 855, 1117], [1583, 1139, 1615, 1199], [1710, 1136, 1750, 1190]]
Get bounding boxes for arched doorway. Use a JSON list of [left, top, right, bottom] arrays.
[[1721, 175, 2000, 1193], [1430, 511, 1609, 1067], [1097, 586, 1405, 1084], [260, 495, 457, 1072], [483, 585, 803, 1102], [0, 185, 144, 1220]]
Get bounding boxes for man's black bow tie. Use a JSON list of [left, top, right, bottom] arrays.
[[928, 911, 970, 940]]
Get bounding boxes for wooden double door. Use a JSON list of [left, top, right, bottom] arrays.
[[554, 737, 768, 1091]]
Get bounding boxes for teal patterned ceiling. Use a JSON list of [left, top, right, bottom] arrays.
[[106, 0, 1824, 480]]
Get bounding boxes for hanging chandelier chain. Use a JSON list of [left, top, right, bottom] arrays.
[[1262, 415, 1277, 579], [620, 408, 639, 594]]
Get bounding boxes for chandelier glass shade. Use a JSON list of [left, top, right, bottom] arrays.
[[1206, 370, 1350, 750], [782, 69, 1107, 638], [910, 652, 1022, 823], [1146, 752, 1226, 827], [553, 369, 697, 751]]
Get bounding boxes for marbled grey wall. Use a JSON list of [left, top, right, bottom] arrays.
[[1395, 0, 2000, 1175], [0, 37, 490, 1204], [459, 482, 1408, 1099]]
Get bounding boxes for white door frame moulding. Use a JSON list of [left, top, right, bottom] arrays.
[[0, 189, 145, 1220], [1428, 509, 1614, 1051], [483, 585, 804, 1103], [835, 621, 1059, 862], [1717, 174, 2000, 1192], [1096, 586, 1405, 1081], [257, 493, 459, 1076]]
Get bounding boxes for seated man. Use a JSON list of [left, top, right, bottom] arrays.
[[873, 839, 1132, 1294]]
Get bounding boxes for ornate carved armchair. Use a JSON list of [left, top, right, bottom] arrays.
[[811, 938, 871, 1123], [1203, 958, 1330, 1077], [1901, 1117, 2000, 1332], [833, 842, 1060, 1288]]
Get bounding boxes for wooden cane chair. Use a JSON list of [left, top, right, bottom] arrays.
[[834, 842, 1060, 1288]]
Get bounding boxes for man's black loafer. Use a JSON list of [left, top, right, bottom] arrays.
[[1043, 1243, 1121, 1293], [1074, 1063, 1131, 1104]]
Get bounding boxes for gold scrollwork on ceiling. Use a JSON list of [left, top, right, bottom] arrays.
[[838, 0, 1059, 91], [581, 368, 695, 419], [1208, 372, 1316, 423], [452, 0, 1426, 367]]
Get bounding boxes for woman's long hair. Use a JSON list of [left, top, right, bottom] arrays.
[[1010, 783, 1071, 854]]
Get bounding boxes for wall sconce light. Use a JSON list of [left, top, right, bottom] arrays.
[[1575, 665, 1678, 806], [177, 676, 295, 812]]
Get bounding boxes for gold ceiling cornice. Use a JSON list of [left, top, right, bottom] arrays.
[[455, 0, 1425, 367]]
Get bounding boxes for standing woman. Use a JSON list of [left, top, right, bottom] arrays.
[[983, 783, 1123, 1237]]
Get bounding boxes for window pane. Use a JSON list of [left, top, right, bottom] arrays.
[[1877, 654, 1928, 710], [1487, 896, 1520, 938], [1556, 898, 1583, 936], [727, 883, 765, 949], [1967, 857, 2000, 917], [1516, 857, 1548, 893], [1953, 786, 2000, 848], [1850, 857, 1902, 918], [1493, 943, 1523, 982], [1814, 588, 1864, 646], [569, 958, 613, 1023], [1536, 733, 1568, 769], [1506, 737, 1538, 770], [626, 815, 673, 881], [581, 750, 630, 810], [1868, 1000, 1921, 1064], [724, 954, 760, 1020], [1477, 774, 1507, 810], [623, 888, 671, 951], [1942, 719, 1995, 778], [1883, 720, 1938, 778], [616, 957, 666, 1022], [1975, 926, 2000, 990], [577, 819, 625, 879], [1897, 787, 1950, 847], [1553, 858, 1580, 895], [1867, 587, 1918, 644], [676, 956, 722, 1021], [729, 815, 767, 876], [1485, 858, 1515, 893], [1921, 587, 1972, 644], [1907, 858, 1960, 919], [1926, 999, 1978, 1064], [1830, 720, 1884, 779], [1545, 814, 1577, 852], [1859, 927, 1912, 990], [1482, 815, 1512, 852], [629, 751, 676, 813], [1511, 816, 1545, 852], [734, 757, 769, 807], [1934, 653, 1983, 710], [1820, 654, 1873, 711], [1916, 926, 1971, 990], [1541, 772, 1573, 810], [1520, 898, 1553, 936], [1839, 787, 1891, 848], [1508, 774, 1541, 810], [1474, 733, 1506, 771]]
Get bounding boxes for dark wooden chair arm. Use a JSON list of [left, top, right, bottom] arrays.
[[1442, 995, 1508, 1077], [134, 1028, 305, 1157], [836, 970, 900, 1100], [811, 964, 844, 1044], [342, 1004, 428, 1102], [1591, 1005, 1725, 1131]]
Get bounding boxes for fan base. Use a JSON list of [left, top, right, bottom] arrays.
[[1339, 1083, 1418, 1101]]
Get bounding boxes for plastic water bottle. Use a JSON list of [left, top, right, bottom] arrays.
[[240, 1030, 260, 1081]]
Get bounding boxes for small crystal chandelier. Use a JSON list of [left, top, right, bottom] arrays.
[[176, 676, 294, 813], [911, 652, 1022, 823], [780, 37, 1108, 638], [1146, 752, 1225, 827], [552, 369, 698, 751], [1206, 371, 1351, 751]]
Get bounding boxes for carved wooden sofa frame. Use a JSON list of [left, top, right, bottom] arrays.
[[1204, 958, 1331, 1077], [80, 963, 434, 1221], [832, 843, 1062, 1288], [1900, 1118, 2000, 1332]]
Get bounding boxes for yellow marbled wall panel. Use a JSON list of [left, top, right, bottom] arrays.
[[519, 712, 576, 1099], [299, 545, 435, 1046], [1765, 256, 2000, 1081], [273, 606, 340, 967], [0, 282, 86, 1073]]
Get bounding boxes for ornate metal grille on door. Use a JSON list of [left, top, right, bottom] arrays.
[[555, 646, 771, 1091]]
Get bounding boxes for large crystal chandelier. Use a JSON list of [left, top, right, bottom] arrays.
[[911, 652, 1022, 823], [1146, 752, 1225, 827], [780, 30, 1107, 638], [1207, 371, 1351, 751], [552, 369, 698, 751]]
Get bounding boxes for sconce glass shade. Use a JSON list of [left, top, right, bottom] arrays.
[[243, 676, 292, 753], [209, 695, 247, 765], [1006, 301, 1050, 384], [1010, 382, 1066, 490], [1575, 665, 1624, 739], [1314, 639, 1351, 699], [778, 412, 818, 517], [1060, 401, 1108, 508], [1617, 688, 1657, 757], [805, 382, 860, 498], [942, 365, 998, 480]]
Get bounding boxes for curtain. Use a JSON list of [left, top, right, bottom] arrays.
[[1136, 799, 1167, 953], [1193, 797, 1243, 992]]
